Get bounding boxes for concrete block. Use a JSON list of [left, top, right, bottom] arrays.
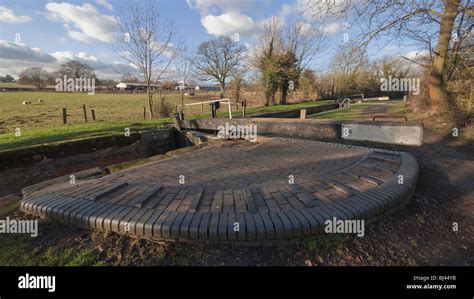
[[341, 122, 423, 146]]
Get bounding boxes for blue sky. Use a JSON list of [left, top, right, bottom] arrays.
[[0, 0, 423, 80]]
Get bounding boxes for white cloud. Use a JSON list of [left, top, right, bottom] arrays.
[[202, 12, 255, 37], [322, 22, 347, 35], [405, 50, 430, 60], [0, 40, 55, 63], [0, 6, 32, 23], [45, 2, 119, 43], [187, 0, 256, 37], [0, 40, 133, 79], [186, 0, 252, 14], [296, 0, 348, 21], [96, 0, 113, 11]]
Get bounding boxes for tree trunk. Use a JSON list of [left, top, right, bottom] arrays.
[[280, 80, 288, 105], [428, 0, 460, 115], [147, 88, 154, 119], [219, 82, 225, 98], [181, 90, 185, 114]]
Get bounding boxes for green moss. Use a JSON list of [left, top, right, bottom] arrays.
[[0, 201, 19, 217], [301, 234, 346, 252]]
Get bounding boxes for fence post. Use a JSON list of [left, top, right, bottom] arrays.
[[62, 108, 67, 124], [83, 104, 88, 122], [91, 109, 96, 121], [143, 107, 146, 120], [201, 102, 204, 115]]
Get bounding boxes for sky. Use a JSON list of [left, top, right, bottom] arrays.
[[0, 0, 425, 80]]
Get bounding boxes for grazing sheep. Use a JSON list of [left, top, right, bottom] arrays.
[[38, 99, 43, 103], [22, 100, 32, 105]]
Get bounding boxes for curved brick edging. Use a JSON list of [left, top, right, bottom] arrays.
[[20, 137, 418, 245]]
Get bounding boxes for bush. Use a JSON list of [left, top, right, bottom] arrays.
[[155, 94, 175, 117]]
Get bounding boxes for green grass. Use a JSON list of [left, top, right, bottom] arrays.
[[37, 247, 101, 266], [0, 90, 332, 151], [0, 202, 20, 217], [309, 101, 408, 121], [0, 82, 39, 88], [0, 234, 101, 266], [0, 119, 171, 151], [246, 100, 333, 114], [0, 91, 196, 133], [301, 234, 346, 252], [0, 91, 323, 133]]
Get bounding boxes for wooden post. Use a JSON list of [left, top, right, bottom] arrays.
[[62, 108, 67, 124], [403, 95, 408, 107], [143, 107, 146, 120], [91, 109, 96, 121], [201, 102, 204, 115], [83, 104, 88, 122]]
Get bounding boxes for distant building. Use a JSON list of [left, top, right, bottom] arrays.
[[173, 81, 220, 92], [116, 82, 159, 91], [175, 81, 197, 91]]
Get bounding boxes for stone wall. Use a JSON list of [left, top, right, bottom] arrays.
[[179, 118, 341, 139], [177, 117, 424, 146], [0, 129, 175, 196]]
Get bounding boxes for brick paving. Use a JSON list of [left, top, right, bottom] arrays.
[[20, 137, 419, 244]]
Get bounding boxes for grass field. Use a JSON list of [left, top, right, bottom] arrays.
[[0, 90, 330, 151], [0, 91, 214, 133], [0, 90, 319, 132]]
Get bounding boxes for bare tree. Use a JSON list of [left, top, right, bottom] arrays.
[[306, 0, 471, 115], [176, 43, 194, 115], [59, 60, 95, 79], [114, 0, 176, 119], [120, 73, 140, 83], [331, 44, 367, 76], [194, 36, 245, 98], [18, 67, 49, 89]]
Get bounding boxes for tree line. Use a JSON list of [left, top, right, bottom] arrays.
[[9, 0, 472, 122]]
